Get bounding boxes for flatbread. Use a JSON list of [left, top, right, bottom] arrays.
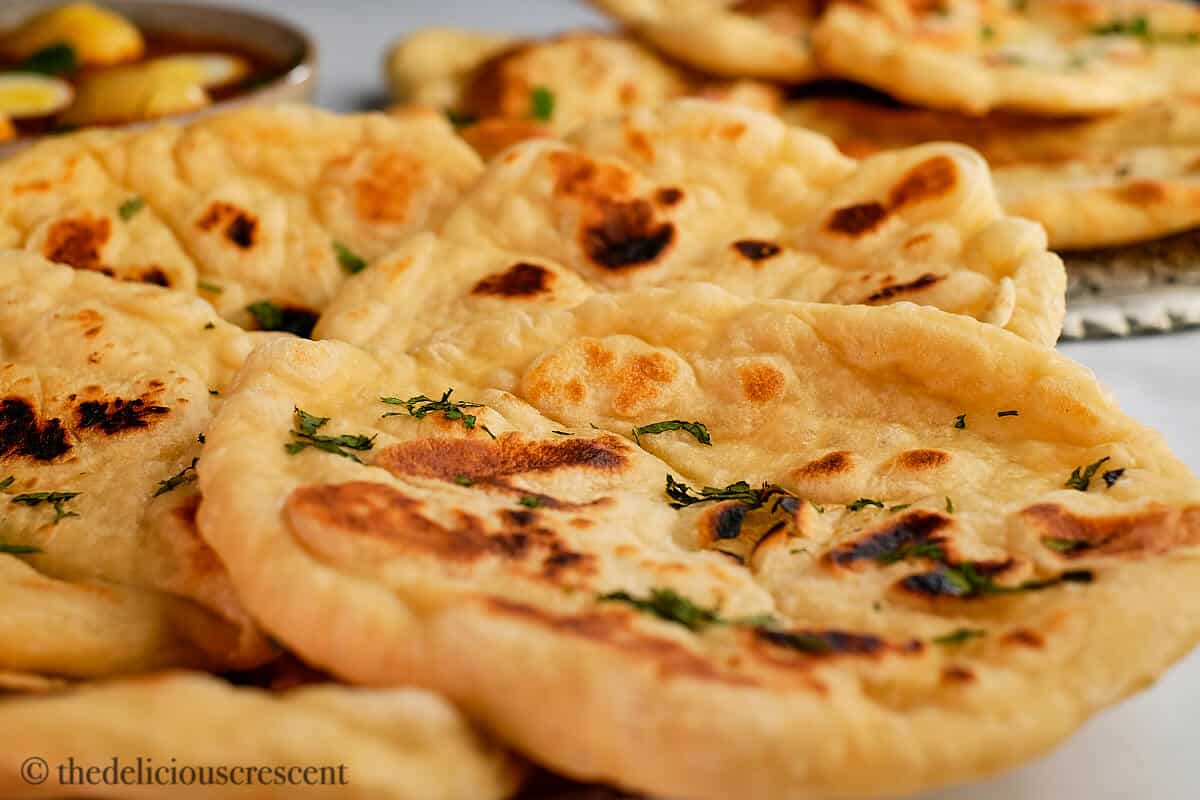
[[386, 29, 781, 159], [198, 291, 1200, 799], [785, 94, 1200, 250], [0, 671, 522, 799], [0, 105, 482, 326], [589, 0, 823, 81], [0, 251, 273, 676], [322, 101, 1065, 350], [812, 0, 1200, 115]]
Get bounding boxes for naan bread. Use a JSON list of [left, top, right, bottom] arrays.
[[0, 105, 482, 326], [199, 293, 1200, 799], [386, 29, 780, 159], [812, 0, 1200, 115], [0, 251, 273, 676], [0, 672, 522, 799], [785, 94, 1200, 250], [321, 101, 1066, 350], [589, 0, 823, 81]]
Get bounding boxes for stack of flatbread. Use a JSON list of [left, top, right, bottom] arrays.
[[0, 94, 1196, 800], [386, 0, 1200, 337]]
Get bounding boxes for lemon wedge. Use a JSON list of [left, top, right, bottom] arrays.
[[1, 2, 144, 67], [150, 53, 251, 89], [58, 61, 209, 126], [0, 73, 74, 118]]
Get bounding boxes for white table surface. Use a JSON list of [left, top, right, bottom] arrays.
[[201, 2, 1200, 797]]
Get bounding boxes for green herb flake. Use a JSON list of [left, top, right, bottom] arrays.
[[285, 407, 375, 463], [933, 628, 985, 646], [454, 474, 474, 487], [664, 475, 797, 510], [997, 410, 1019, 417], [203, 322, 216, 330], [118, 196, 145, 221], [381, 389, 487, 433], [19, 43, 77, 76], [1091, 15, 1151, 38], [153, 458, 199, 498], [332, 241, 367, 275], [551, 430, 574, 436], [0, 475, 14, 491], [530, 86, 555, 121], [11, 491, 80, 524], [877, 541, 947, 566], [198, 433, 206, 444], [981, 24, 995, 41], [518, 496, 543, 508], [197, 280, 224, 294], [922, 563, 1093, 598], [847, 498, 884, 512], [1103, 468, 1125, 488], [945, 496, 955, 514], [0, 542, 41, 554], [1065, 456, 1111, 492], [446, 109, 478, 128], [632, 420, 712, 447], [1042, 537, 1092, 555], [888, 503, 912, 513], [246, 301, 317, 338], [953, 414, 967, 429], [599, 588, 722, 632]]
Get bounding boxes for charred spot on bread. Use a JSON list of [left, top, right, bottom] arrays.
[[0, 398, 72, 461], [471, 263, 554, 297], [77, 396, 169, 434]]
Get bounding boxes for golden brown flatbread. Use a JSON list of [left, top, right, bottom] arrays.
[[0, 105, 482, 326], [199, 288, 1200, 799], [386, 29, 781, 159], [0, 251, 273, 677], [812, 0, 1200, 115], [0, 671, 523, 799], [590, 0, 824, 81], [322, 101, 1066, 350], [785, 93, 1200, 250]]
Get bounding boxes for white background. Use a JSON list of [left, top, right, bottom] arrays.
[[204, 1, 1200, 796]]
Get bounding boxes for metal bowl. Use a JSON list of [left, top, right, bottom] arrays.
[[0, 0, 317, 157]]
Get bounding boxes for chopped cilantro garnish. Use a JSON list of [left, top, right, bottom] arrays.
[[153, 458, 198, 497], [445, 109, 478, 128], [1042, 537, 1092, 555], [945, 496, 955, 514], [118, 196, 145, 221], [332, 241, 367, 275], [381, 389, 488, 434], [530, 86, 555, 121], [0, 476, 14, 491], [1102, 468, 1125, 488], [518, 496, 543, 508], [454, 474, 474, 487], [1065, 457, 1110, 491], [877, 541, 946, 566], [599, 588, 722, 632], [246, 301, 317, 338], [632, 420, 711, 447], [12, 491, 80, 524], [285, 407, 375, 463], [551, 430, 574, 436], [197, 280, 223, 294], [847, 498, 884, 512], [0, 542, 41, 554], [933, 628, 985, 646], [954, 414, 967, 429], [664, 475, 796, 510], [997, 410, 1019, 417]]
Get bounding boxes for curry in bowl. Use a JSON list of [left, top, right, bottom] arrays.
[[0, 2, 298, 140]]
